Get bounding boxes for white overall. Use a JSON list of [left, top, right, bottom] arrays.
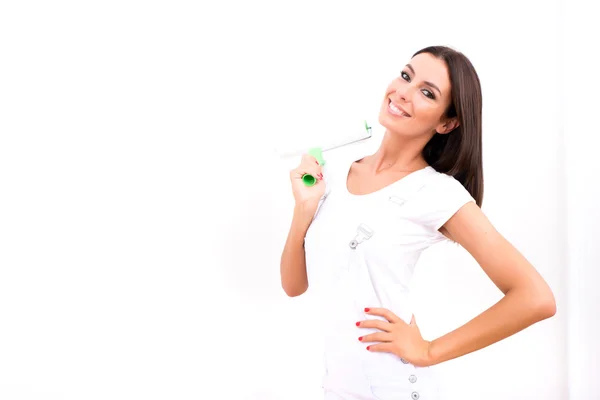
[[304, 146, 474, 400]]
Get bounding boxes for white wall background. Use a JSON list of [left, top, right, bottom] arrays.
[[562, 0, 600, 398], [0, 1, 596, 399]]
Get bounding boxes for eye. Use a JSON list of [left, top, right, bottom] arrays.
[[422, 89, 435, 99], [400, 71, 436, 100]]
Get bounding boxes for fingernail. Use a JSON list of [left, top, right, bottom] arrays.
[[356, 322, 360, 327], [364, 308, 370, 312], [315, 161, 319, 165], [358, 336, 363, 341], [366, 346, 371, 351], [318, 173, 323, 180]]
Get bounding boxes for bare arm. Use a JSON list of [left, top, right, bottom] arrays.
[[427, 202, 557, 365], [281, 153, 324, 297], [280, 204, 316, 297]]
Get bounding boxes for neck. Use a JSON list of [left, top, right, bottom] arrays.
[[368, 130, 431, 174]]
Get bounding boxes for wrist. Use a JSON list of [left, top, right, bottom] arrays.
[[294, 201, 318, 219]]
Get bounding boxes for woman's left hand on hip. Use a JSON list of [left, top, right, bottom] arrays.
[[356, 307, 432, 367]]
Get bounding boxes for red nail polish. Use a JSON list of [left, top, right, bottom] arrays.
[[315, 161, 319, 165], [356, 322, 360, 327], [364, 308, 370, 312], [366, 346, 371, 351], [358, 336, 363, 341]]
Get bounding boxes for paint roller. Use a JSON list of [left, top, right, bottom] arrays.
[[277, 120, 373, 186]]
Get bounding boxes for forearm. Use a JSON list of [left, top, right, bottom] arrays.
[[280, 205, 314, 296], [427, 287, 556, 366]]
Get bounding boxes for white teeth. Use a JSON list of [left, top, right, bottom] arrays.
[[389, 101, 408, 117]]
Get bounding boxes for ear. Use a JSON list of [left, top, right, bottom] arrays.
[[435, 117, 460, 135]]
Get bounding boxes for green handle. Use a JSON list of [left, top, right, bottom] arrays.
[[300, 120, 370, 186], [302, 147, 326, 187]]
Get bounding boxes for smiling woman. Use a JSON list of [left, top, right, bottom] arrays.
[[279, 45, 556, 400], [377, 48, 483, 208]]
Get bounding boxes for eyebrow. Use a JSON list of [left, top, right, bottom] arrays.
[[406, 64, 442, 96]]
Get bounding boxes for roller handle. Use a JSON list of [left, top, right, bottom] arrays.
[[302, 147, 326, 186]]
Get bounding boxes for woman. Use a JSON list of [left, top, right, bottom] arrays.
[[279, 46, 556, 399]]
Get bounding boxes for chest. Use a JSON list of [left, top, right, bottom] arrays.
[[304, 187, 433, 295], [345, 164, 416, 197], [305, 183, 435, 266]]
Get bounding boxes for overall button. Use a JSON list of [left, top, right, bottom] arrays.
[[411, 392, 420, 400], [349, 240, 358, 249], [408, 374, 417, 383]]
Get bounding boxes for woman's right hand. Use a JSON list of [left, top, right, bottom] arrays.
[[289, 153, 326, 212]]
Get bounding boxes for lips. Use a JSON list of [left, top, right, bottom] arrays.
[[388, 99, 411, 117]]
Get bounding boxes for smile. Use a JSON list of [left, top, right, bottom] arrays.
[[388, 99, 410, 117]]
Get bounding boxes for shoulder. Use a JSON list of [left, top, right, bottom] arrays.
[[423, 167, 468, 190], [421, 168, 473, 200], [412, 168, 476, 233]]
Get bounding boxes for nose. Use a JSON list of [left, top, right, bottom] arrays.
[[395, 83, 414, 102]]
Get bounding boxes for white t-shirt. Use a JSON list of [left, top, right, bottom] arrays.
[[304, 143, 475, 394]]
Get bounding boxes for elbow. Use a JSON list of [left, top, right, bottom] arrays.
[[281, 278, 308, 297], [538, 293, 557, 320], [282, 285, 307, 297], [511, 282, 557, 322], [532, 286, 557, 321]]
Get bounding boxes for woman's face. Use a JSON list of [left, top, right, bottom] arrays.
[[378, 52, 456, 138]]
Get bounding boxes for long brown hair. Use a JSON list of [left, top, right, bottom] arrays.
[[414, 46, 484, 207]]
